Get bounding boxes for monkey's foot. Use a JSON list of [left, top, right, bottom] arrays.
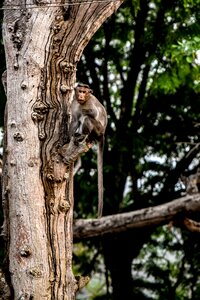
[[59, 136, 92, 165]]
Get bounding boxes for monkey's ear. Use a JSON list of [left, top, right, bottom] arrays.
[[90, 89, 93, 94]]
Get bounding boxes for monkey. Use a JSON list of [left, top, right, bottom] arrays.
[[181, 168, 200, 195], [69, 83, 107, 218]]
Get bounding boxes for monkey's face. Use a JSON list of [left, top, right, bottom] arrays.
[[76, 87, 90, 104]]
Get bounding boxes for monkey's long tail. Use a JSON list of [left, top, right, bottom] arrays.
[[97, 136, 104, 218]]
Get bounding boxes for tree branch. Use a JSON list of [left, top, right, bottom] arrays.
[[160, 144, 200, 198], [119, 0, 149, 125], [73, 194, 200, 240]]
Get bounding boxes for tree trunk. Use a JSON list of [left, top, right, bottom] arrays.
[[2, 0, 123, 299]]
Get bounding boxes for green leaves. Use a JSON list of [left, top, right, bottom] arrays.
[[75, 0, 200, 298]]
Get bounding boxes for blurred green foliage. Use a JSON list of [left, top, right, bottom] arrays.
[[74, 0, 200, 299]]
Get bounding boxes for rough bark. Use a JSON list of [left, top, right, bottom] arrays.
[[73, 194, 200, 240], [2, 0, 123, 299]]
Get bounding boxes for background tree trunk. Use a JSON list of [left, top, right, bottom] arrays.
[[2, 0, 123, 298]]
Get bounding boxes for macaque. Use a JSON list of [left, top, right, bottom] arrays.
[[69, 83, 107, 218], [181, 168, 200, 195]]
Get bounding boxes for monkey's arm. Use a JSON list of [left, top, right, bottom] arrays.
[[68, 115, 80, 140], [82, 108, 97, 118]]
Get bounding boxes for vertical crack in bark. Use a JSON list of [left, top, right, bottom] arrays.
[[30, 9, 77, 298], [2, 0, 122, 298], [25, 1, 123, 298]]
